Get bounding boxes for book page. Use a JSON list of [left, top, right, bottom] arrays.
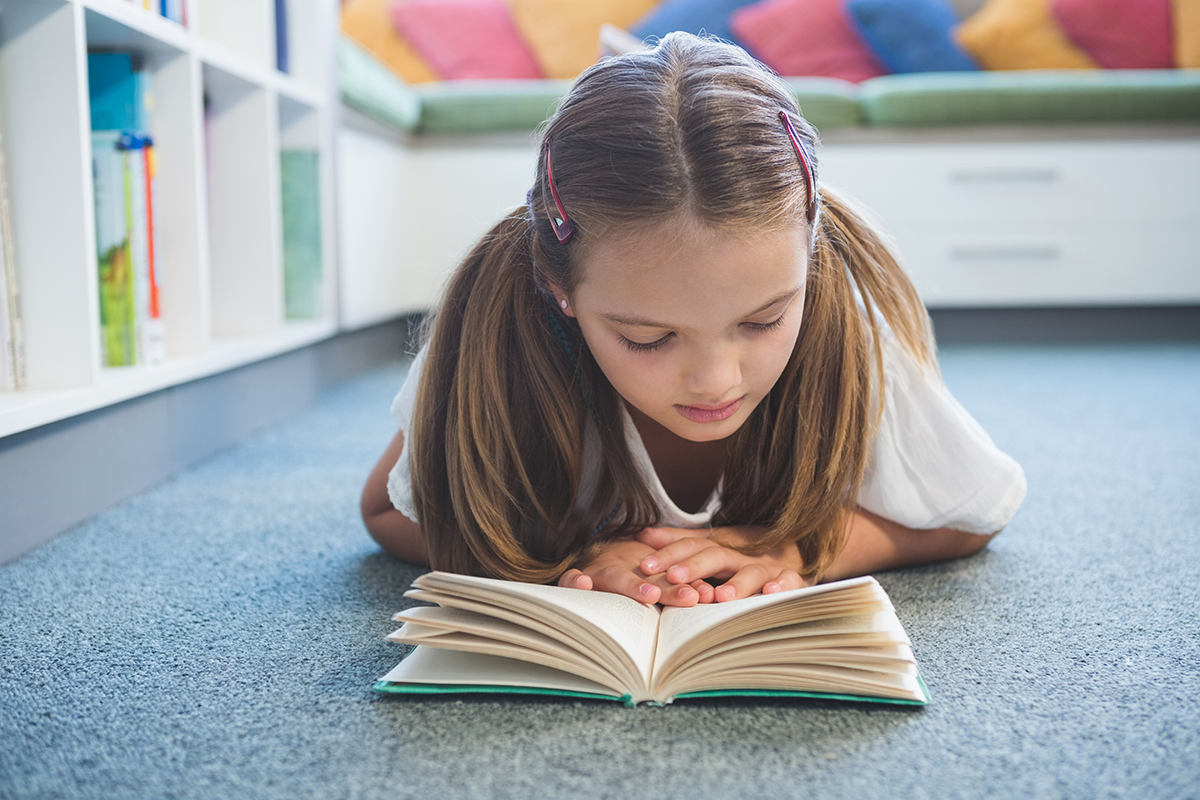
[[380, 646, 621, 698], [413, 572, 662, 689], [652, 577, 880, 676]]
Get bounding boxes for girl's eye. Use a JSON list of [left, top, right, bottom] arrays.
[[744, 314, 786, 333], [620, 333, 673, 353]]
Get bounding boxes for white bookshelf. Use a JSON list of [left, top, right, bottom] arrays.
[[0, 0, 339, 439]]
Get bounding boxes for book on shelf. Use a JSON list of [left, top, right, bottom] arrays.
[[0, 109, 24, 391], [275, 0, 290, 73], [376, 571, 930, 708], [125, 0, 187, 25], [280, 150, 322, 320], [89, 53, 165, 368]]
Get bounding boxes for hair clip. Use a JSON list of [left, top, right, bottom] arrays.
[[779, 111, 817, 224], [542, 141, 574, 244]]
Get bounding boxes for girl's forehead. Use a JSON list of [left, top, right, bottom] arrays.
[[576, 218, 807, 288], [573, 219, 808, 322]]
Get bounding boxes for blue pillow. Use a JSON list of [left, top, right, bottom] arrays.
[[631, 0, 760, 46], [844, 0, 979, 74]]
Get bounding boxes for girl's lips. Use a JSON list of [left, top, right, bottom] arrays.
[[674, 396, 744, 424]]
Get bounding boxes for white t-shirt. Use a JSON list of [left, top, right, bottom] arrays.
[[387, 333, 1026, 536]]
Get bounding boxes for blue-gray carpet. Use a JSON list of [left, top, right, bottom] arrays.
[[2, 342, 1198, 799]]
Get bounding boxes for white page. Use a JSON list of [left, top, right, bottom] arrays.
[[653, 577, 879, 675], [380, 646, 621, 698], [414, 573, 662, 688]]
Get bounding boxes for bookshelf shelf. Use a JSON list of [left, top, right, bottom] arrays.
[[0, 0, 339, 436]]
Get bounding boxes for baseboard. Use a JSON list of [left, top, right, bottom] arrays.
[[930, 305, 1200, 343], [0, 317, 416, 566]]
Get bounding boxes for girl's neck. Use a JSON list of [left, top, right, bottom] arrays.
[[625, 402, 726, 514]]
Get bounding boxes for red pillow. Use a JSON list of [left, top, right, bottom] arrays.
[[392, 0, 544, 80], [1051, 0, 1174, 69], [731, 0, 888, 82]]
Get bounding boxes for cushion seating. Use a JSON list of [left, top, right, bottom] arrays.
[[340, 37, 1200, 136], [859, 69, 1200, 126]]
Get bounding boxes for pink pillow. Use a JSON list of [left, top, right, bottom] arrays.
[[1052, 0, 1174, 69], [731, 0, 888, 82], [391, 0, 544, 80]]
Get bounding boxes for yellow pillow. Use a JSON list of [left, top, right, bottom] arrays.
[[955, 0, 1099, 70], [509, 0, 660, 80], [1174, 0, 1200, 67], [341, 0, 441, 84]]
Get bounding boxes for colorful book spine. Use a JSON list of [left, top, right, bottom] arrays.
[[89, 52, 165, 368], [93, 131, 137, 368], [280, 150, 322, 320]]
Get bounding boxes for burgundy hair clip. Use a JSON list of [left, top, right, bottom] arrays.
[[779, 111, 817, 223], [542, 141, 574, 244]]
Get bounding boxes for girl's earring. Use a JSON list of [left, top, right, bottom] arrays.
[[560, 299, 569, 311]]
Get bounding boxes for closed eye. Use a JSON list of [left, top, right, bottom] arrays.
[[744, 314, 787, 333], [619, 333, 673, 353]]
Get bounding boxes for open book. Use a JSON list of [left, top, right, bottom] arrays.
[[375, 571, 929, 707]]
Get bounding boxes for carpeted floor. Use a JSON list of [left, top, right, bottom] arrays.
[[1, 342, 1198, 800]]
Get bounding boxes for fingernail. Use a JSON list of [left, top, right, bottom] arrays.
[[667, 565, 688, 582], [717, 585, 735, 601], [639, 583, 655, 597], [642, 557, 659, 572]]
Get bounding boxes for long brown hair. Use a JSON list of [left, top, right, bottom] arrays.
[[409, 32, 934, 583]]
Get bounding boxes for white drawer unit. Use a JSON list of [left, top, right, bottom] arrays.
[[819, 133, 1200, 307]]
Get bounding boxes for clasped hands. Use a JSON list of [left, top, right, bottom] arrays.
[[557, 526, 810, 607]]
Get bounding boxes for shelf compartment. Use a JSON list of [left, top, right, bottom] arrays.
[[203, 61, 282, 339], [81, 0, 190, 52], [83, 7, 209, 365], [0, 0, 98, 391], [196, 0, 274, 72]]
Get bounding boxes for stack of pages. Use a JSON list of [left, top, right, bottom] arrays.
[[376, 571, 929, 708]]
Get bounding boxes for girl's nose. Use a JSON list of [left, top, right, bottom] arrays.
[[684, 346, 742, 399]]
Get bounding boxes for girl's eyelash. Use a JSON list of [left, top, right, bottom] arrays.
[[620, 334, 672, 353], [620, 315, 786, 353], [745, 315, 786, 332]]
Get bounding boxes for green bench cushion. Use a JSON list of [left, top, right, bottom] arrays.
[[414, 81, 572, 135], [860, 70, 1200, 126], [339, 38, 421, 133]]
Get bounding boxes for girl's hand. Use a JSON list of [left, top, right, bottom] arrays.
[[557, 538, 715, 607], [636, 526, 811, 601]]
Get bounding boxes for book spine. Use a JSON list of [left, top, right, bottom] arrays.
[[142, 140, 165, 364], [275, 0, 289, 74], [92, 132, 136, 367], [124, 133, 150, 366], [0, 113, 25, 390], [280, 150, 323, 320]]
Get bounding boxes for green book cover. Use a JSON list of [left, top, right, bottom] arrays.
[[92, 131, 136, 367], [280, 151, 322, 320]]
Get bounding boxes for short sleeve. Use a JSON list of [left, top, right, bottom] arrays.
[[386, 344, 428, 523], [857, 335, 1027, 535]]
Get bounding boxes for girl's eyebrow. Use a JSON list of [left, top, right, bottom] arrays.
[[599, 287, 803, 329]]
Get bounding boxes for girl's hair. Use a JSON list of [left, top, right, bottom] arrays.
[[409, 32, 934, 584]]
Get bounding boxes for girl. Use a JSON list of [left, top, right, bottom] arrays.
[[361, 32, 1026, 607]]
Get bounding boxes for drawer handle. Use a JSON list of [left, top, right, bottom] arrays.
[[950, 169, 1059, 184], [950, 246, 1060, 262]]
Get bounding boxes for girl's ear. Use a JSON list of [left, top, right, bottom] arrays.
[[551, 286, 575, 317]]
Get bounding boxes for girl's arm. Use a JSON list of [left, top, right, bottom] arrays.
[[637, 509, 998, 598], [361, 430, 428, 564], [821, 508, 998, 582]]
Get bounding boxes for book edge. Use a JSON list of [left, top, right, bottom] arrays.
[[371, 673, 930, 708]]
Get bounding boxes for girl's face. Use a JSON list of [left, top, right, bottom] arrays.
[[564, 218, 808, 443]]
